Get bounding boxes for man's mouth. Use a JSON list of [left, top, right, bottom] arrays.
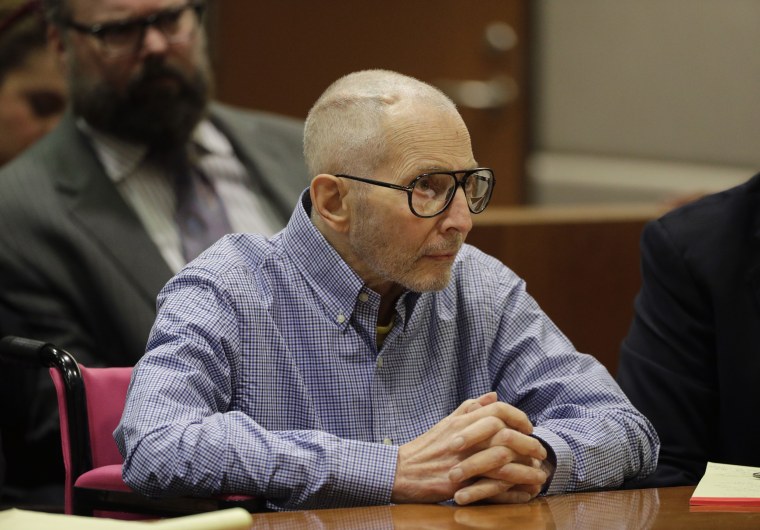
[[425, 246, 460, 260]]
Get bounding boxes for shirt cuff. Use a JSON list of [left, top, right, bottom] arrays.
[[331, 438, 399, 506], [531, 427, 573, 495]]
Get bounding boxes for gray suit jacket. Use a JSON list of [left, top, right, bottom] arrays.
[[0, 102, 308, 492]]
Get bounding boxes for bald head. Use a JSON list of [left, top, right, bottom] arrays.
[[303, 69, 458, 178]]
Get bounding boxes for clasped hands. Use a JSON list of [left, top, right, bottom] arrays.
[[391, 392, 549, 505]]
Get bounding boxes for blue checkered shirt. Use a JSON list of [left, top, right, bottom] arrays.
[[115, 193, 658, 510]]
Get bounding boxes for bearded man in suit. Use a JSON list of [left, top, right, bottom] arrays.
[[0, 0, 308, 506]]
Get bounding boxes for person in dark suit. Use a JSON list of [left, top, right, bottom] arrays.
[[617, 174, 760, 487], [0, 0, 308, 506]]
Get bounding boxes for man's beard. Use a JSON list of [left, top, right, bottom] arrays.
[[71, 57, 211, 152], [349, 202, 463, 293]]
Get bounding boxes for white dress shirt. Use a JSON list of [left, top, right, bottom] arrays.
[[80, 119, 282, 273]]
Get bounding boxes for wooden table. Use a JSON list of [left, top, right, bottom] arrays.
[[250, 486, 760, 529]]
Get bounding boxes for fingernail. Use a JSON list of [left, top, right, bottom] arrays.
[[517, 492, 531, 503], [456, 492, 470, 504], [449, 468, 464, 482]]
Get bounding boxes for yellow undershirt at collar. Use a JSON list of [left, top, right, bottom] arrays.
[[376, 320, 394, 349]]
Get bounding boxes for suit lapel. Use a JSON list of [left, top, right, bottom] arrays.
[[51, 114, 173, 304], [208, 104, 296, 222]]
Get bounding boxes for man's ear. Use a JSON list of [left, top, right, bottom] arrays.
[[310, 174, 351, 233]]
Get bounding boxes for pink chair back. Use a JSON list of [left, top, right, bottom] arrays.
[[81, 366, 133, 467], [50, 365, 133, 514]]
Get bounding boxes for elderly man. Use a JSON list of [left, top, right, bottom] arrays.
[[0, 0, 307, 505], [116, 70, 658, 510]]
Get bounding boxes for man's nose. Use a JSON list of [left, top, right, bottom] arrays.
[[141, 25, 171, 55], [440, 187, 473, 236]]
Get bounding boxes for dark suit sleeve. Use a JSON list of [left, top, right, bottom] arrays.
[[617, 219, 717, 487], [0, 154, 142, 491], [0, 245, 96, 488]]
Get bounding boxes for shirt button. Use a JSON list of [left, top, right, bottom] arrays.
[[383, 437, 393, 445], [336, 314, 346, 324], [358, 293, 369, 303], [376, 356, 383, 368]]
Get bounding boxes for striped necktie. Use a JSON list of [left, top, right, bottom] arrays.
[[171, 147, 233, 261]]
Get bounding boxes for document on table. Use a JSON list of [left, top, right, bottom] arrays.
[[690, 461, 760, 506], [0, 507, 253, 530]]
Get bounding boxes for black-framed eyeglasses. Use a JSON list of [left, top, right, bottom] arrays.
[[63, 1, 205, 58], [335, 168, 495, 218]]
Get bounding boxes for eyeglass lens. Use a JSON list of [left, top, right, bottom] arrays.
[[97, 5, 200, 56], [411, 171, 492, 216]]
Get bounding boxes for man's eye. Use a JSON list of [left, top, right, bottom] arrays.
[[26, 91, 66, 118], [97, 22, 142, 44], [157, 10, 183, 28]]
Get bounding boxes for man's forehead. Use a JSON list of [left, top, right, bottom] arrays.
[[387, 151, 477, 182], [384, 113, 474, 171]]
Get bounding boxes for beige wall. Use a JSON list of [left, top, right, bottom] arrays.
[[531, 0, 760, 202], [534, 0, 760, 165]]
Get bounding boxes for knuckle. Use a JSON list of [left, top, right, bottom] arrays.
[[498, 427, 514, 443], [498, 402, 527, 423], [484, 416, 505, 431], [492, 445, 514, 465], [494, 401, 514, 413]]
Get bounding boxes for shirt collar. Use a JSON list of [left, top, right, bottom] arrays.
[[76, 118, 232, 184], [77, 119, 147, 184], [194, 119, 234, 157], [281, 191, 423, 331], [282, 192, 371, 329]]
